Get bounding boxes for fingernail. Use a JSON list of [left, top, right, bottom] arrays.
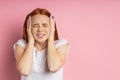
[[50, 15, 54, 19], [52, 16, 54, 19]]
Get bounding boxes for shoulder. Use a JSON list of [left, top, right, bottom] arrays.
[[13, 39, 27, 50], [55, 38, 70, 59], [54, 38, 69, 48]]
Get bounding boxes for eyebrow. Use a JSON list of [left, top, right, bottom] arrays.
[[32, 23, 39, 25], [42, 23, 48, 25], [32, 23, 48, 26]]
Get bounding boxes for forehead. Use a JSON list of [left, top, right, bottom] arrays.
[[31, 14, 49, 24]]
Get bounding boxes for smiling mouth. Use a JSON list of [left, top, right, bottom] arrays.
[[36, 34, 45, 38]]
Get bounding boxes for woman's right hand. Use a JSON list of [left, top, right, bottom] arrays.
[[27, 16, 34, 43]]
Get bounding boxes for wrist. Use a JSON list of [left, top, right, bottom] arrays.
[[48, 37, 54, 41], [48, 38, 54, 44], [28, 39, 34, 45]]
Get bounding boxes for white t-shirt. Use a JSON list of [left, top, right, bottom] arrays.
[[13, 38, 69, 80]]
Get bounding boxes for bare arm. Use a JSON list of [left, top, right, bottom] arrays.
[[47, 39, 69, 73], [15, 16, 34, 76], [15, 40, 34, 76], [47, 16, 69, 73]]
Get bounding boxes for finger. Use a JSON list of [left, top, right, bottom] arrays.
[[50, 15, 55, 32], [27, 16, 30, 30], [27, 16, 31, 31], [50, 15, 54, 19], [50, 15, 52, 20], [50, 15, 54, 22], [50, 15, 55, 25], [29, 16, 31, 31]]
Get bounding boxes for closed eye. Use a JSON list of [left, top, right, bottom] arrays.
[[42, 23, 48, 27], [32, 24, 39, 27]]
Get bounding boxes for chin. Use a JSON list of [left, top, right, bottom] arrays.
[[35, 37, 48, 43]]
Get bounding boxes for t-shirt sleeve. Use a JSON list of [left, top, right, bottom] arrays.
[[55, 39, 69, 48], [13, 39, 27, 51], [55, 39, 70, 58]]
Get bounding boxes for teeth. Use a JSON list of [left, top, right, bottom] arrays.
[[37, 34, 45, 37]]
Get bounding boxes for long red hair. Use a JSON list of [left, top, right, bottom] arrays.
[[23, 8, 59, 43]]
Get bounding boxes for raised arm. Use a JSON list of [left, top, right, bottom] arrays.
[[14, 16, 34, 76], [47, 39, 69, 73], [47, 16, 69, 73]]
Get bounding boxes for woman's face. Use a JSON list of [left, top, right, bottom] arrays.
[[31, 14, 50, 43]]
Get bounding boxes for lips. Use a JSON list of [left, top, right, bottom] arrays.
[[36, 34, 45, 38]]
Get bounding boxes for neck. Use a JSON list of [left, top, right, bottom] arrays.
[[34, 40, 47, 51]]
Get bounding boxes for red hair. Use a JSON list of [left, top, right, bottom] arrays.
[[23, 8, 59, 43]]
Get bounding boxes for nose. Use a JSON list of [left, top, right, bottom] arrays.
[[37, 26, 44, 32]]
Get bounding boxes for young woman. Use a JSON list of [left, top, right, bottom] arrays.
[[13, 8, 69, 80]]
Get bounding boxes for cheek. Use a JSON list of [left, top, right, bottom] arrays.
[[45, 28, 50, 33], [31, 27, 37, 33], [31, 29, 34, 34]]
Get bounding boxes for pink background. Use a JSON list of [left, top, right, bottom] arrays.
[[0, 0, 120, 80]]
